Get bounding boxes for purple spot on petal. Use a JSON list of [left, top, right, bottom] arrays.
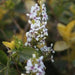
[[36, 7, 38, 9], [38, 65, 41, 68], [39, 72, 42, 75], [44, 15, 46, 17], [31, 66, 34, 70], [34, 17, 36, 19]]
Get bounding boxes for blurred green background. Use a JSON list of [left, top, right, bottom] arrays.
[[0, 0, 75, 75]]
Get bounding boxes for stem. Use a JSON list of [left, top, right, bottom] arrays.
[[36, 0, 41, 5], [0, 67, 6, 73], [6, 57, 10, 75], [13, 19, 22, 32], [12, 57, 21, 75], [0, 29, 8, 40], [36, 0, 38, 3], [46, 0, 60, 23], [22, 23, 29, 43], [0, 0, 5, 5], [14, 62, 21, 75]]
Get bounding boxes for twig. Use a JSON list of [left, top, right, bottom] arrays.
[[22, 13, 29, 43], [0, 29, 8, 40], [36, 0, 41, 5], [0, 0, 5, 5], [14, 62, 21, 75], [36, 0, 38, 3], [22, 23, 30, 43], [12, 58, 21, 75], [0, 67, 7, 72], [21, 0, 24, 2], [13, 19, 22, 32], [46, 0, 60, 23]]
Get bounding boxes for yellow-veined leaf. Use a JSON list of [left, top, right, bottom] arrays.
[[66, 20, 75, 34], [57, 23, 70, 40], [57, 23, 66, 37], [70, 32, 75, 43], [57, 21, 75, 42], [2, 41, 15, 49]]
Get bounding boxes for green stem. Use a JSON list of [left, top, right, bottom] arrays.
[[0, 67, 7, 73], [6, 57, 10, 75]]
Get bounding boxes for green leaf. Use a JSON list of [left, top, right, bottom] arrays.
[[3, 58, 18, 75], [4, 68, 18, 75], [0, 50, 8, 65], [0, 64, 6, 75], [0, 64, 18, 75], [18, 47, 36, 61]]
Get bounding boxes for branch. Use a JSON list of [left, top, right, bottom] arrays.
[[36, 0, 38, 3], [22, 13, 29, 43], [46, 0, 60, 23], [22, 23, 30, 43], [12, 58, 21, 75], [0, 29, 8, 41], [13, 19, 22, 32], [0, 0, 5, 5], [0, 67, 7, 72], [14, 62, 21, 75]]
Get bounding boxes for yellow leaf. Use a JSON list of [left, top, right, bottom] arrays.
[[70, 32, 75, 43], [54, 41, 70, 52], [2, 41, 15, 49], [57, 20, 75, 42], [66, 20, 75, 34], [12, 30, 27, 43], [57, 23, 70, 41], [57, 23, 66, 37]]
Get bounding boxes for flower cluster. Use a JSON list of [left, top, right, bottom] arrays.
[[40, 43, 55, 62], [25, 54, 45, 75], [24, 1, 55, 75], [25, 3, 48, 50]]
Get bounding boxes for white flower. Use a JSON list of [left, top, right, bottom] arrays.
[[21, 73, 25, 75], [27, 59, 32, 65], [27, 37, 32, 42], [32, 54, 36, 58], [51, 55, 54, 62], [25, 42, 28, 46], [28, 20, 32, 24], [31, 20, 40, 28], [36, 37, 39, 41], [25, 3, 55, 58], [25, 54, 45, 75], [25, 59, 33, 73]]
